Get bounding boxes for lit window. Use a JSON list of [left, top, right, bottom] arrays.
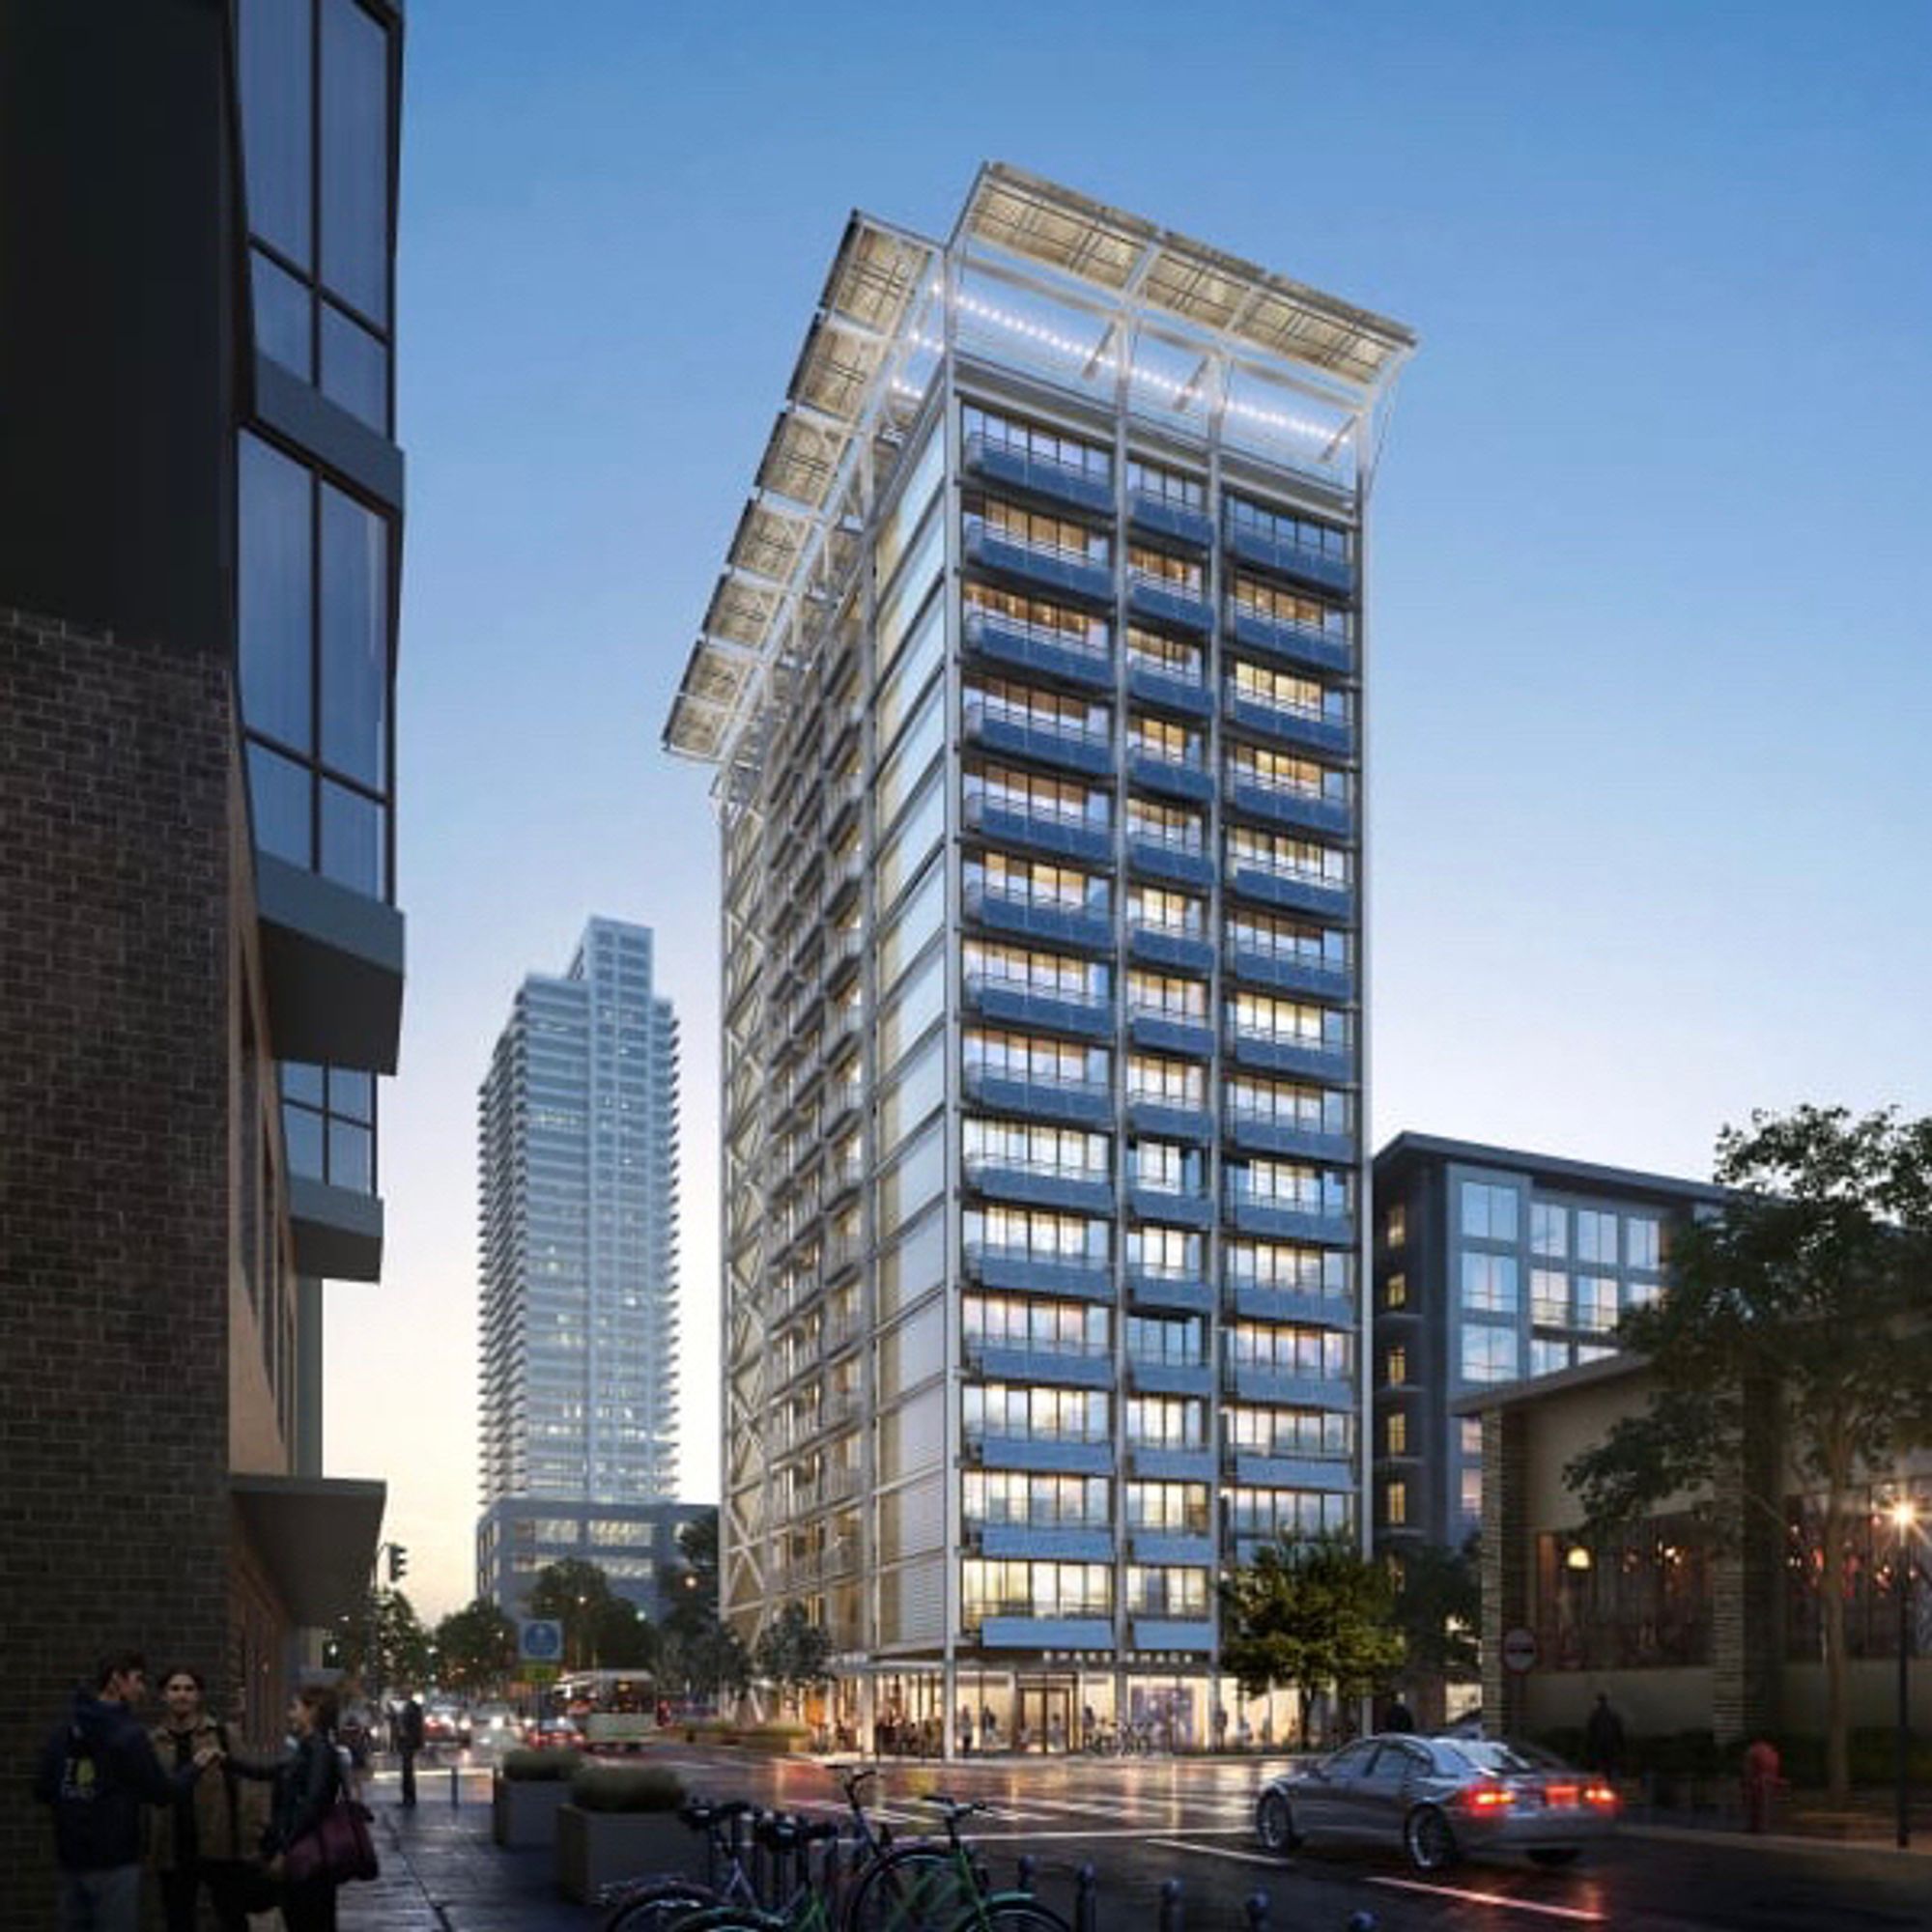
[[1385, 1344, 1408, 1387], [1386, 1411, 1407, 1457], [1385, 1272, 1407, 1310], [1460, 1418, 1484, 1458], [1460, 1467, 1483, 1519], [1385, 1203, 1406, 1247], [1385, 1480, 1407, 1527]]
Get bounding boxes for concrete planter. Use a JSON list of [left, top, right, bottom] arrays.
[[492, 1773, 574, 1848], [554, 1804, 699, 1903]]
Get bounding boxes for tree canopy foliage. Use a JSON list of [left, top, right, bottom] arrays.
[[430, 1598, 518, 1691], [753, 1600, 835, 1696], [1564, 1104, 1932, 1793], [1391, 1538, 1481, 1684]]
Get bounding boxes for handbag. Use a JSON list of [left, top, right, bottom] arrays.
[[283, 1793, 380, 1885]]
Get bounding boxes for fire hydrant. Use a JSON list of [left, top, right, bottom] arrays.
[[1743, 1738, 1780, 1833]]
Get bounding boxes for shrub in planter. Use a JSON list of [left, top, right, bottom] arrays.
[[555, 1766, 696, 1903], [569, 1763, 685, 1812], [493, 1751, 583, 1849], [502, 1747, 581, 1781]]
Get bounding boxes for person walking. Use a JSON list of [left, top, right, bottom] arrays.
[[1583, 1692, 1626, 1777], [34, 1651, 218, 1932], [395, 1692, 425, 1808], [231, 1686, 346, 1932], [149, 1667, 259, 1931], [1380, 1692, 1417, 1734]]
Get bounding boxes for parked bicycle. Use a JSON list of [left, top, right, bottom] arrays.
[[600, 1796, 758, 1932]]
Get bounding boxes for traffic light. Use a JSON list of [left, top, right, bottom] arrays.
[[387, 1544, 409, 1584]]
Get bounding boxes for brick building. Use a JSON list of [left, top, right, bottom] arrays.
[[0, 4, 405, 1918]]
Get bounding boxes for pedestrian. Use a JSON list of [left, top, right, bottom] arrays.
[[1582, 1692, 1626, 1777], [230, 1686, 347, 1932], [34, 1650, 219, 1932], [149, 1667, 263, 1931], [1380, 1692, 1417, 1734], [957, 1703, 973, 1755], [395, 1691, 425, 1808], [1213, 1704, 1229, 1750], [1742, 1738, 1780, 1833]]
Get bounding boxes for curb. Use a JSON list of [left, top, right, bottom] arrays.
[[1622, 1821, 1931, 1860]]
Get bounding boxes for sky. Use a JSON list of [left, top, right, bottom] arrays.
[[333, 0, 1932, 1621]]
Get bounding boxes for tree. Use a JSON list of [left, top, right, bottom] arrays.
[[753, 1601, 834, 1703], [332, 1588, 431, 1693], [1564, 1105, 1932, 1796], [1390, 1538, 1481, 1686], [665, 1510, 720, 1628], [1220, 1533, 1404, 1743], [589, 1596, 658, 1672], [432, 1599, 518, 1693], [659, 1616, 751, 1703], [528, 1558, 616, 1668]]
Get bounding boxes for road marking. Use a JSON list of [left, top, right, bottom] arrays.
[[1367, 1877, 1605, 1923], [976, 1826, 1254, 1843], [1145, 1836, 1285, 1868]]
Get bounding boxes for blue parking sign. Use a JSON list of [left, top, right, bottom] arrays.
[[519, 1618, 564, 1663]]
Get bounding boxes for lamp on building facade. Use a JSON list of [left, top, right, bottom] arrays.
[[1889, 1497, 1918, 1850]]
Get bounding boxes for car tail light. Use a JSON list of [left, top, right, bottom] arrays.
[[1543, 1783, 1579, 1808], [1462, 1783, 1517, 1812], [1583, 1782, 1618, 1809]]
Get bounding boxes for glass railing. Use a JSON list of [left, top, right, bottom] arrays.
[[966, 696, 1112, 755], [966, 604, 1113, 661]]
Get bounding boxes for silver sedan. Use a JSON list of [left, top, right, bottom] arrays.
[[1255, 1733, 1619, 1872]]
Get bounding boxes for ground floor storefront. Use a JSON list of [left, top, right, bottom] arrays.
[[793, 1659, 1306, 1758]]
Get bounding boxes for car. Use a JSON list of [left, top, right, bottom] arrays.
[[525, 1715, 582, 1750], [1255, 1733, 1618, 1873], [470, 1701, 520, 1752], [423, 1703, 470, 1748]]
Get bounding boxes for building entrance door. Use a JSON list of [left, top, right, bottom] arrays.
[[1015, 1676, 1075, 1752]]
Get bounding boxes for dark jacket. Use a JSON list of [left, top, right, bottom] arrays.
[[396, 1699, 424, 1753], [258, 1731, 342, 1859], [34, 1691, 199, 1872]]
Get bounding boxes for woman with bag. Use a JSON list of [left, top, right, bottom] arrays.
[[230, 1685, 349, 1930], [148, 1667, 274, 1929]]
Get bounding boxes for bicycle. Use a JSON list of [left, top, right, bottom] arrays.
[[600, 1797, 758, 1931], [838, 1794, 1069, 1932]]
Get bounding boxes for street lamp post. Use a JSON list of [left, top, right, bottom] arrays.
[[1890, 1499, 1918, 1852]]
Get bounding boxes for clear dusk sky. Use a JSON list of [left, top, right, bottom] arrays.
[[332, 0, 1932, 1620]]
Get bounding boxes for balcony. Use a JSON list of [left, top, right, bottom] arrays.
[[1227, 606, 1352, 678], [1124, 1095, 1211, 1142], [1224, 943, 1353, 1000], [1124, 833, 1213, 891], [1131, 1618, 1215, 1653], [1125, 661, 1212, 719], [1224, 1364, 1355, 1408], [1226, 1283, 1355, 1328], [1224, 1114, 1356, 1164], [977, 1615, 1115, 1652], [964, 432, 1116, 517], [964, 1156, 1114, 1216], [1126, 573, 1212, 636], [965, 792, 1113, 867], [970, 1434, 1113, 1476], [1128, 1444, 1215, 1481], [977, 1522, 1116, 1561], [289, 1175, 383, 1281], [1127, 1357, 1211, 1398], [964, 1064, 1111, 1126], [966, 1244, 1114, 1301], [1127, 492, 1213, 550], [1224, 860, 1353, 922], [1227, 1032, 1355, 1082], [1226, 1451, 1355, 1491], [1226, 1193, 1354, 1246], [963, 519, 1114, 611], [1227, 523, 1356, 599], [1225, 777, 1352, 839], [962, 608, 1115, 694], [1128, 1531, 1214, 1565], [1126, 1009, 1213, 1058], [964, 971, 1114, 1039], [963, 883, 1114, 954], [1126, 923, 1214, 976], [1125, 1183, 1212, 1230], [1224, 689, 1354, 760], [254, 854, 405, 1074], [971, 1342, 1116, 1390], [1125, 750, 1213, 805], [1124, 1267, 1213, 1316], [966, 702, 1114, 780]]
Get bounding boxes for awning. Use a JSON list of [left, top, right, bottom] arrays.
[[231, 1473, 385, 1628]]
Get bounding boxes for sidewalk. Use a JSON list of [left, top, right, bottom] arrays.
[[339, 1786, 601, 1931]]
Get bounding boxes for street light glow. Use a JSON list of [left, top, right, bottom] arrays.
[[1888, 1498, 1918, 1532]]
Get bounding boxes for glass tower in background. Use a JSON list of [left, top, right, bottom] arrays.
[[667, 166, 1412, 1751], [477, 920, 683, 1612]]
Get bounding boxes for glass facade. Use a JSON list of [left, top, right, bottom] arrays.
[[676, 171, 1414, 1750]]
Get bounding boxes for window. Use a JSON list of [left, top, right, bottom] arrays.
[[1225, 495, 1351, 565], [1460, 1468, 1483, 1520], [1627, 1215, 1662, 1271], [1460, 1418, 1484, 1458], [1461, 1252, 1520, 1316], [1385, 1202, 1406, 1247], [1227, 1323, 1352, 1379], [968, 676, 1107, 743], [1227, 907, 1350, 973], [1577, 1209, 1619, 1265], [964, 1383, 1109, 1444], [1125, 457, 1205, 508], [1125, 1481, 1210, 1534], [1575, 1274, 1619, 1333], [965, 1206, 1109, 1265], [1226, 742, 1348, 805], [976, 496, 1109, 564], [964, 1295, 1108, 1359], [1126, 1053, 1204, 1108], [1530, 1201, 1568, 1257], [1125, 1314, 1204, 1366], [1126, 969, 1208, 1021], [964, 1026, 1105, 1091], [1127, 1224, 1201, 1276], [963, 1471, 1109, 1529], [1224, 1406, 1353, 1458], [964, 405, 1110, 481], [1462, 1180, 1520, 1242], [1228, 657, 1349, 724], [968, 760, 1108, 829], [961, 1559, 1111, 1629], [1225, 1240, 1350, 1299], [1125, 1395, 1205, 1448], [1130, 1140, 1203, 1196], [1530, 1337, 1572, 1377], [963, 940, 1108, 1005], [1384, 1344, 1408, 1387], [1126, 1565, 1209, 1617], [1127, 542, 1204, 592], [1384, 1271, 1407, 1310], [963, 582, 1110, 657], [1229, 570, 1348, 639], [1226, 1075, 1351, 1137], [1531, 1268, 1570, 1327], [962, 1118, 1108, 1182], [1125, 795, 1205, 852], [1226, 823, 1350, 889], [1385, 1411, 1407, 1457], [1127, 885, 1203, 937], [1124, 626, 1202, 682], [967, 851, 1107, 915], [1224, 1486, 1351, 1538], [1384, 1480, 1407, 1527], [1129, 713, 1202, 767], [1461, 1326, 1520, 1385]]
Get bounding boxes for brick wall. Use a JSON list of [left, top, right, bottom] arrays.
[[1481, 1405, 1530, 1735], [0, 608, 237, 1924]]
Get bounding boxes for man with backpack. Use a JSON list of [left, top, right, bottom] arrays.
[[395, 1691, 425, 1807], [33, 1651, 219, 1931]]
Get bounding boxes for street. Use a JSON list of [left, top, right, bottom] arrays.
[[364, 1747, 1932, 1932]]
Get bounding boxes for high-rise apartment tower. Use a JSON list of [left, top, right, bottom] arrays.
[[667, 166, 1412, 1751], [476, 920, 682, 1614]]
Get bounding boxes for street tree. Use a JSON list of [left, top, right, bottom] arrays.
[[431, 1599, 518, 1693], [659, 1615, 751, 1704], [1564, 1105, 1932, 1796], [666, 1510, 720, 1626], [1390, 1538, 1481, 1696], [753, 1601, 835, 1705], [528, 1557, 616, 1668], [1220, 1532, 1404, 1743], [589, 1596, 658, 1671], [333, 1587, 432, 1694]]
